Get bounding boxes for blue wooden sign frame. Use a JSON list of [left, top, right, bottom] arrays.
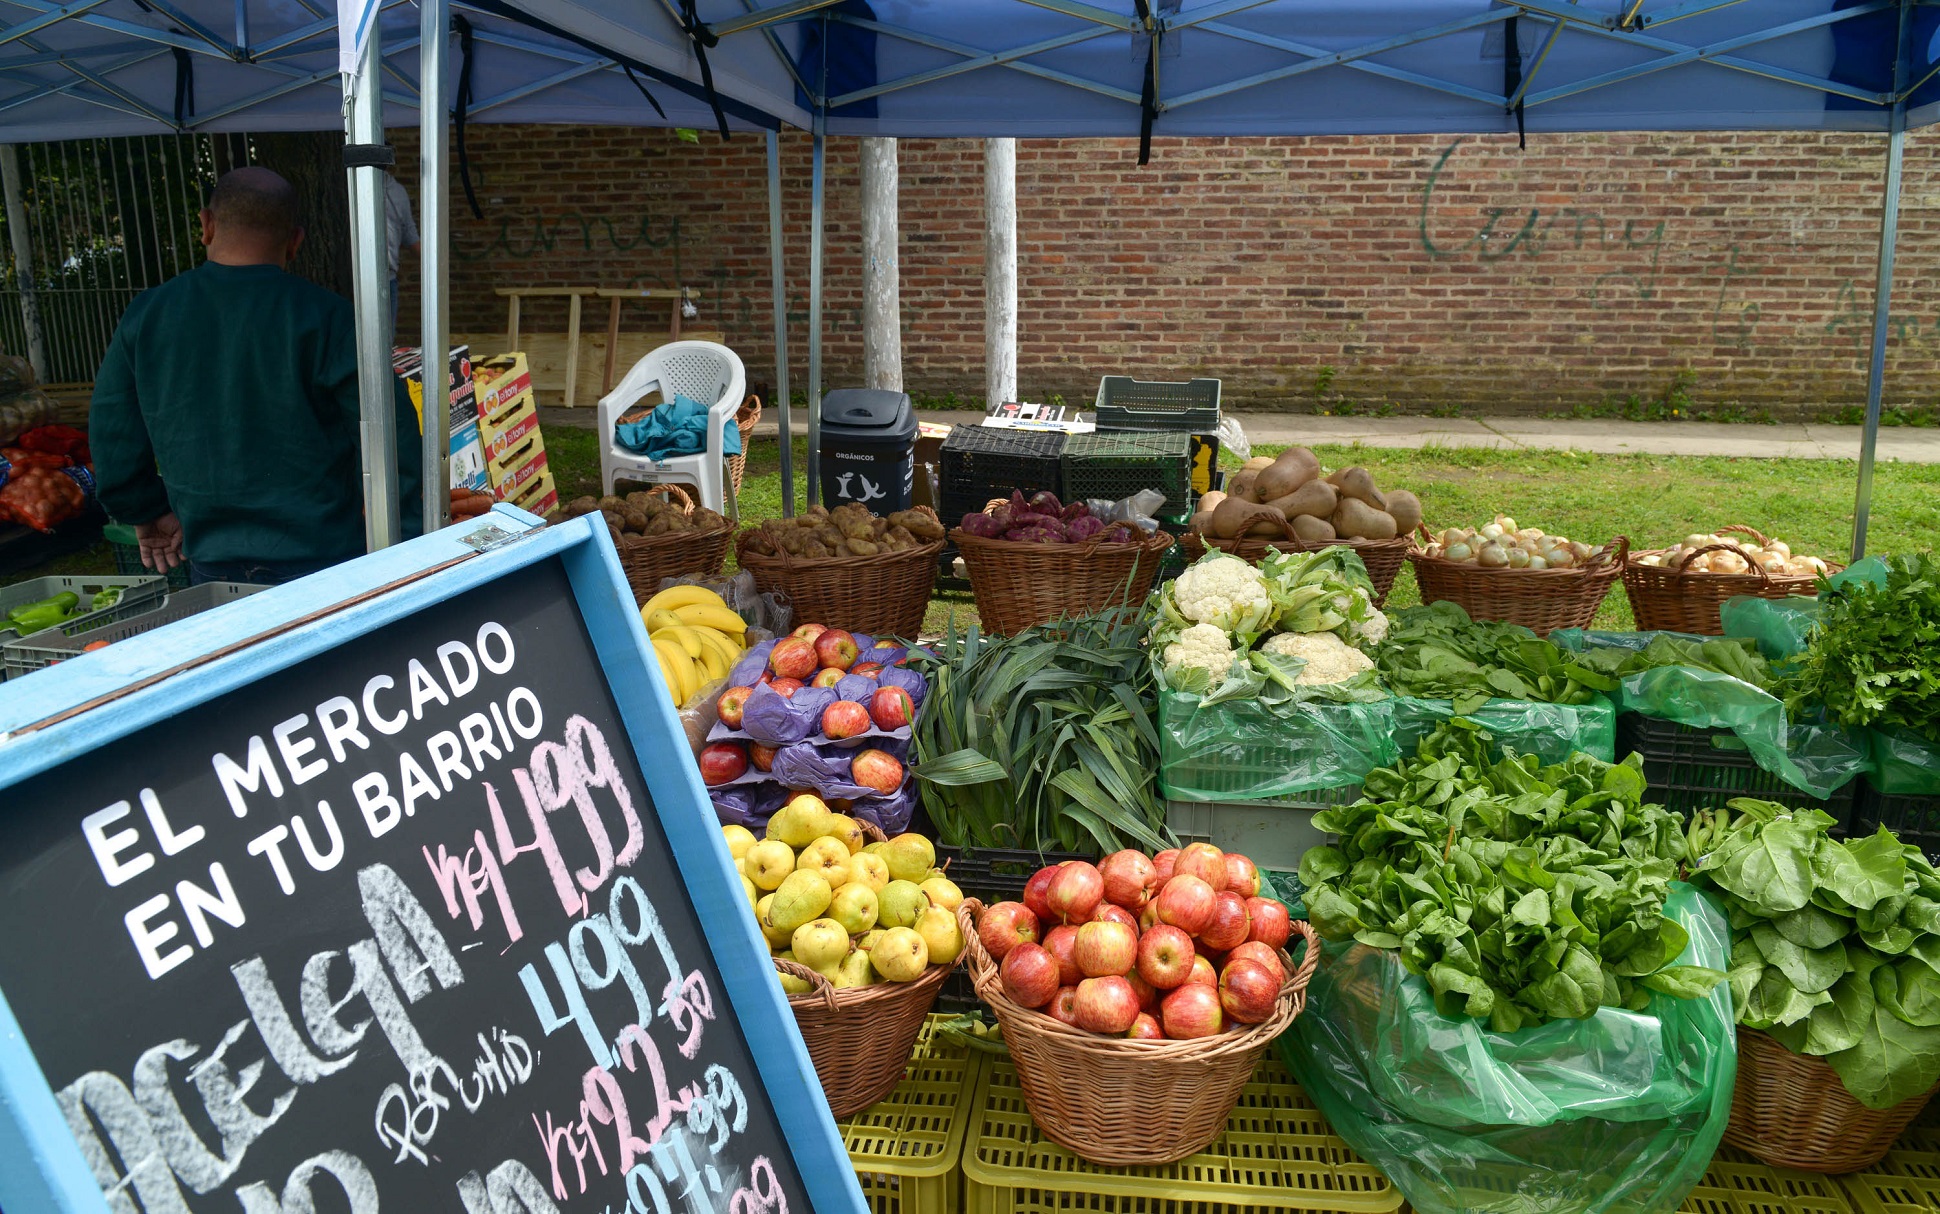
[[0, 507, 868, 1214]]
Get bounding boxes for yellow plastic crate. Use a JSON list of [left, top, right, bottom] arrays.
[[962, 1053, 1402, 1214], [841, 1016, 986, 1214], [1838, 1131, 1940, 1214], [1680, 1147, 1857, 1214]]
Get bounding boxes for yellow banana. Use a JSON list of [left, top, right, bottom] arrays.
[[645, 607, 686, 634], [654, 650, 684, 703], [673, 602, 747, 635], [642, 584, 729, 618], [691, 626, 745, 672], [656, 625, 705, 661], [691, 642, 730, 684], [651, 637, 698, 702]]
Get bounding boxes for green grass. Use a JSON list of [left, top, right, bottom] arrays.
[[11, 431, 1935, 638]]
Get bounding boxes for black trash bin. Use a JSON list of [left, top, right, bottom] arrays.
[[818, 389, 917, 513]]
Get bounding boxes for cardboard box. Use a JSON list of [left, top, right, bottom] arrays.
[[474, 352, 533, 422], [393, 345, 486, 490], [487, 425, 547, 485], [505, 468, 558, 518], [494, 446, 550, 505], [448, 419, 489, 493], [479, 393, 540, 460]]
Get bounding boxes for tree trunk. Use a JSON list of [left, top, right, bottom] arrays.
[[253, 131, 353, 298]]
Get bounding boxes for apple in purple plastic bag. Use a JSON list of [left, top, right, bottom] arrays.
[[850, 749, 904, 795], [869, 686, 915, 730], [822, 701, 872, 740], [811, 667, 846, 689], [813, 629, 859, 671]]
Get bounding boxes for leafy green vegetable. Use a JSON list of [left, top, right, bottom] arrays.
[[1298, 718, 1718, 1032], [1570, 634, 1773, 689], [1689, 798, 1940, 1109], [1375, 602, 1616, 714], [1784, 553, 1940, 743]]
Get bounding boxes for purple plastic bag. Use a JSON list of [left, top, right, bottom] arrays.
[[835, 673, 877, 704], [848, 779, 916, 835], [769, 742, 873, 800], [741, 682, 819, 746], [857, 645, 905, 668], [727, 638, 777, 689], [709, 785, 765, 830], [877, 664, 927, 710]]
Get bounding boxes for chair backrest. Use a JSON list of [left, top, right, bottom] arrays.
[[603, 341, 741, 413]]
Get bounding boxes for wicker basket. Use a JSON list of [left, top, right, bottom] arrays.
[[1180, 528, 1411, 606], [725, 394, 762, 495], [776, 955, 954, 1119], [1624, 526, 1839, 636], [734, 531, 943, 640], [1408, 529, 1629, 636], [609, 484, 734, 606], [955, 898, 1319, 1166], [1724, 1027, 1937, 1173], [951, 505, 1175, 636]]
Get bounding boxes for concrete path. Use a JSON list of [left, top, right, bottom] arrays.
[[540, 406, 1940, 463]]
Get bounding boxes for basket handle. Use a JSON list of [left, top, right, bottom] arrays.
[[1587, 535, 1630, 569], [1670, 540, 1774, 583], [956, 898, 1000, 1000], [1718, 523, 1772, 547], [775, 956, 838, 1010], [858, 818, 888, 844], [1282, 918, 1321, 998], [642, 483, 695, 517], [736, 393, 762, 429]]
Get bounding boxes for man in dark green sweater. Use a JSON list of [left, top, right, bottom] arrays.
[[91, 167, 423, 585]]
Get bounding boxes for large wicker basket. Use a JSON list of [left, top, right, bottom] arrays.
[[1408, 529, 1629, 636], [734, 531, 942, 640], [1724, 1027, 1937, 1173], [1624, 526, 1839, 635], [956, 898, 1319, 1165], [1181, 528, 1410, 606], [611, 484, 734, 606], [776, 955, 954, 1118], [725, 394, 762, 495], [951, 508, 1174, 636]]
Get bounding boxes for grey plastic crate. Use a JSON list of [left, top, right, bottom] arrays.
[[1165, 783, 1361, 877], [0, 573, 168, 655], [1093, 376, 1221, 433], [4, 581, 270, 677]]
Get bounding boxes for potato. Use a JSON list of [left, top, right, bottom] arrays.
[[600, 509, 627, 532], [845, 538, 880, 556], [743, 530, 778, 556], [1333, 497, 1397, 540], [1383, 490, 1423, 536], [1226, 469, 1262, 502], [1266, 480, 1337, 520], [1291, 513, 1336, 543], [1253, 447, 1320, 502], [1210, 496, 1288, 540], [564, 495, 601, 519], [622, 508, 649, 534], [1325, 467, 1387, 511], [598, 495, 627, 513]]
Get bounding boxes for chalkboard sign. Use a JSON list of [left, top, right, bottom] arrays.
[[0, 515, 866, 1214]]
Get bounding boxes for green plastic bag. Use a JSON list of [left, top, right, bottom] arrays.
[[1719, 595, 1821, 661], [1158, 691, 1397, 802], [1868, 725, 1940, 796], [1392, 694, 1616, 764], [1281, 884, 1736, 1214], [1620, 667, 1866, 800]]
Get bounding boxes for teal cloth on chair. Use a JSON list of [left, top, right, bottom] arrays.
[[615, 394, 743, 459]]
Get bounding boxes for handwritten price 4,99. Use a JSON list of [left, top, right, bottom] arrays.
[[728, 1158, 787, 1214]]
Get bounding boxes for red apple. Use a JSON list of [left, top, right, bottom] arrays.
[[1092, 903, 1139, 932], [978, 902, 1039, 960], [1160, 982, 1225, 1039], [1175, 842, 1227, 891], [1046, 986, 1081, 1026], [769, 677, 805, 699], [699, 742, 747, 786], [1219, 959, 1280, 1025], [1138, 901, 1162, 931], [717, 686, 754, 729], [1222, 853, 1261, 898], [999, 943, 1059, 1008], [1023, 864, 1064, 923], [1153, 849, 1180, 884], [869, 686, 915, 730], [1201, 891, 1253, 951], [814, 629, 859, 671], [1126, 1012, 1165, 1040], [1098, 849, 1159, 910], [1245, 897, 1293, 949], [1126, 969, 1161, 1014], [1187, 955, 1218, 987], [850, 749, 904, 795], [851, 662, 884, 678], [1046, 861, 1105, 925], [1073, 920, 1138, 978], [1227, 941, 1286, 986], [1074, 976, 1141, 1035], [811, 667, 846, 689], [1155, 874, 1218, 936], [1137, 925, 1197, 989], [1042, 925, 1083, 987], [769, 636, 818, 680], [749, 742, 778, 772], [821, 700, 872, 740], [791, 623, 829, 642]]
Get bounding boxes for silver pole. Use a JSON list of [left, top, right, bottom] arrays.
[[419, 0, 451, 534], [0, 145, 50, 382], [806, 120, 825, 508], [346, 24, 401, 550], [1852, 3, 1911, 562], [984, 137, 1018, 409], [767, 128, 794, 517], [860, 136, 901, 391]]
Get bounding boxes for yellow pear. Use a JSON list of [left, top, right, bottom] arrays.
[[756, 895, 792, 949], [740, 874, 759, 913], [721, 824, 758, 859], [856, 928, 886, 953], [914, 904, 963, 965], [919, 876, 964, 912], [828, 882, 880, 935], [766, 870, 833, 934], [878, 879, 929, 930], [796, 837, 854, 887], [745, 839, 795, 891], [883, 833, 937, 883], [848, 852, 890, 891], [791, 918, 850, 975], [824, 813, 867, 855], [767, 794, 834, 848], [774, 950, 813, 994], [833, 949, 878, 990], [870, 926, 929, 982]]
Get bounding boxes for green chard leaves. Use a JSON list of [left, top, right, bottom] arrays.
[[1375, 603, 1615, 714], [1690, 799, 1940, 1110]]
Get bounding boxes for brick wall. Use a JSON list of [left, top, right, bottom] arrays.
[[387, 125, 1940, 417]]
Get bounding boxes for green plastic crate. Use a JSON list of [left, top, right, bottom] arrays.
[[841, 1015, 985, 1214], [1061, 431, 1193, 518], [3, 581, 269, 677], [1839, 1131, 1940, 1214], [1675, 1147, 1857, 1214], [1166, 785, 1360, 878]]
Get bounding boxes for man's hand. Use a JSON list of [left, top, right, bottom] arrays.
[[136, 513, 184, 572]]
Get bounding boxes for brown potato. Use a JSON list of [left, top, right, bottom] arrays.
[[564, 495, 601, 518], [622, 508, 649, 533]]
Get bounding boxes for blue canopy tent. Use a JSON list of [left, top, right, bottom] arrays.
[[2, 0, 1936, 553]]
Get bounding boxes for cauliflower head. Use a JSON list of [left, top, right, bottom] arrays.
[[1261, 630, 1375, 684], [1163, 623, 1237, 690], [1168, 553, 1274, 635]]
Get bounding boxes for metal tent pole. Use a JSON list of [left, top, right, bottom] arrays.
[[346, 22, 401, 550], [0, 146, 50, 382], [768, 128, 794, 517], [985, 137, 1018, 409], [1852, 4, 1912, 562], [860, 136, 901, 390], [419, 0, 451, 534], [807, 118, 825, 507]]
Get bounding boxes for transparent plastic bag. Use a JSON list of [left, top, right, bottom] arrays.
[[1157, 691, 1398, 801], [1217, 415, 1251, 464], [655, 569, 792, 634], [1719, 595, 1822, 660], [1392, 695, 1617, 764], [1868, 724, 1940, 795], [1084, 488, 1167, 533], [1282, 884, 1736, 1214]]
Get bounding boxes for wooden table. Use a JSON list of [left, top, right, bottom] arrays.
[[496, 286, 701, 407]]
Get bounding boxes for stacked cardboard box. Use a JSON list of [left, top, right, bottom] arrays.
[[472, 352, 558, 517], [392, 345, 489, 492]]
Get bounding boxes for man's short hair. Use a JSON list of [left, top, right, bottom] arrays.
[[207, 168, 300, 242]]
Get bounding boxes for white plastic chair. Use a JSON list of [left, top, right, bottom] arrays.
[[597, 340, 746, 512]]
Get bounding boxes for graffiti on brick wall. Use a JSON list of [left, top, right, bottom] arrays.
[[475, 210, 683, 263]]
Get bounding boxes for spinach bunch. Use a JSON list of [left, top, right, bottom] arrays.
[[1572, 634, 1773, 689], [1300, 719, 1720, 1032], [1375, 602, 1617, 713], [1785, 554, 1940, 743], [1689, 799, 1940, 1109]]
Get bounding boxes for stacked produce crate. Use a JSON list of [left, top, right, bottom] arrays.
[[474, 352, 559, 517]]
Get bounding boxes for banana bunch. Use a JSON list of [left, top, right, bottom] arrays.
[[640, 585, 747, 707]]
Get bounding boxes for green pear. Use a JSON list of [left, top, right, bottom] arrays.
[[766, 870, 833, 934], [870, 927, 929, 982], [848, 853, 890, 891], [774, 951, 813, 994], [745, 839, 796, 891], [833, 949, 878, 989], [796, 837, 853, 887], [828, 882, 880, 935], [877, 880, 929, 930], [791, 918, 850, 974], [863, 841, 888, 856], [721, 824, 758, 859], [857, 929, 886, 953], [767, 795, 835, 849], [755, 895, 792, 949], [915, 904, 963, 965], [740, 874, 759, 913], [883, 833, 937, 883], [825, 813, 867, 855]]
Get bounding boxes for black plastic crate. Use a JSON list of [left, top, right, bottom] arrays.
[[1061, 431, 1192, 518], [938, 425, 1066, 527], [934, 843, 1099, 906], [1849, 783, 1940, 861], [1093, 376, 1221, 433], [1616, 712, 1857, 822]]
